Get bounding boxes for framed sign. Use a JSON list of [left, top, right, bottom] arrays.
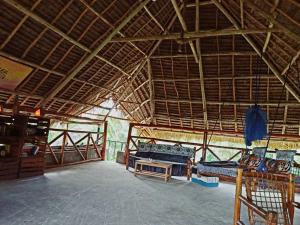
[[0, 56, 33, 90]]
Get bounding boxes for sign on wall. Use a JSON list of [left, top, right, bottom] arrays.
[[0, 56, 33, 90]]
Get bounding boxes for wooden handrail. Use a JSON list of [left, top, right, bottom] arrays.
[[239, 196, 267, 218]]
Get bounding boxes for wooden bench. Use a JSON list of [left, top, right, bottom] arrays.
[[134, 160, 172, 182]]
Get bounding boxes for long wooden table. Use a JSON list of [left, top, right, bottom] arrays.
[[134, 160, 172, 182]]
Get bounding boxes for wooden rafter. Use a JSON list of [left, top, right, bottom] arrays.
[[3, 0, 130, 79], [171, 0, 199, 63], [196, 0, 208, 129], [144, 6, 165, 31], [245, 0, 300, 44], [211, 0, 300, 103], [37, 0, 151, 107], [147, 59, 155, 123], [262, 0, 279, 53], [79, 0, 146, 56], [104, 2, 182, 121]]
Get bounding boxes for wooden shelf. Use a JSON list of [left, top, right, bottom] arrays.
[[0, 114, 49, 180]]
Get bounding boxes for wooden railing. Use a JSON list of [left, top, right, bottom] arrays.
[[45, 122, 107, 167]]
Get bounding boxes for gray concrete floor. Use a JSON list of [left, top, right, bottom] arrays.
[[0, 162, 299, 225]]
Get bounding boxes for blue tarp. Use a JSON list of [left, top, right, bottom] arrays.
[[244, 105, 267, 146]]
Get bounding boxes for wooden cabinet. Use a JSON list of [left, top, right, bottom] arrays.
[[0, 114, 49, 180]]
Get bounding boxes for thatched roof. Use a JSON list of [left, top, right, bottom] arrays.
[[0, 0, 299, 136]]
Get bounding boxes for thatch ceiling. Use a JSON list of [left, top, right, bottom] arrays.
[[0, 0, 299, 135]]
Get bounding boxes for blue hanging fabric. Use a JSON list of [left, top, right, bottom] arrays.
[[244, 105, 267, 146]]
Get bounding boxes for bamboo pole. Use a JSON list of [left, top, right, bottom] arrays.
[[152, 99, 300, 106], [171, 0, 199, 63], [110, 28, 280, 42], [79, 0, 146, 56], [35, 0, 151, 107], [196, 0, 208, 129], [211, 0, 300, 103], [104, 3, 183, 121], [147, 59, 155, 123], [2, 0, 130, 78], [0, 51, 121, 95], [245, 0, 300, 44]]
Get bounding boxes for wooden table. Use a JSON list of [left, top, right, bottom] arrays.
[[134, 160, 172, 182]]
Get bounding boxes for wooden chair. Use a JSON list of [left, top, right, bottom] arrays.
[[233, 168, 300, 225]]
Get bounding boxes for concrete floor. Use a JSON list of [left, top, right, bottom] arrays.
[[0, 162, 299, 225]]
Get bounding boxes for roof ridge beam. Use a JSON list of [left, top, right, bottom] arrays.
[[211, 0, 300, 102]]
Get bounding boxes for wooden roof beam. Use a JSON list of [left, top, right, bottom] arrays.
[[171, 0, 198, 63], [37, 0, 151, 107], [151, 51, 257, 58], [0, 52, 121, 95], [153, 75, 275, 82], [110, 28, 280, 42], [144, 6, 165, 31], [262, 0, 279, 53], [211, 0, 300, 103], [3, 0, 131, 79], [245, 0, 300, 44], [153, 99, 300, 107], [103, 3, 181, 121], [79, 0, 146, 56], [186, 1, 213, 7], [147, 59, 155, 124], [0, 88, 112, 111], [196, 0, 208, 129]]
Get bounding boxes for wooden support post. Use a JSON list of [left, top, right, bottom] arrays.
[[233, 168, 243, 225], [202, 131, 208, 161], [85, 133, 90, 160], [125, 123, 133, 169], [287, 173, 295, 225], [101, 121, 108, 160], [60, 131, 67, 165]]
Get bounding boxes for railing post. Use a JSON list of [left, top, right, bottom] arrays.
[[125, 123, 133, 169], [101, 121, 108, 161], [233, 168, 243, 224], [60, 131, 67, 165], [202, 131, 208, 161]]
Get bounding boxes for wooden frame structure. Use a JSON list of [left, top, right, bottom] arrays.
[[45, 121, 107, 167], [233, 168, 300, 225], [0, 0, 299, 139]]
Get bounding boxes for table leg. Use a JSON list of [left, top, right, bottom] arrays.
[[134, 162, 138, 176], [165, 167, 168, 183], [169, 166, 172, 181]]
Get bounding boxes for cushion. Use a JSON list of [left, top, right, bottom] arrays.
[[276, 150, 296, 162], [137, 142, 194, 157], [252, 147, 267, 159]]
